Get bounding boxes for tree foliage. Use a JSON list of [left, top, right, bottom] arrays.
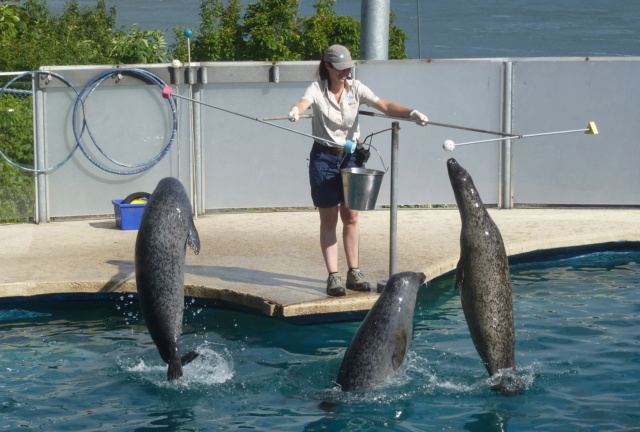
[[172, 0, 244, 62], [0, 0, 167, 71], [298, 0, 361, 61], [1, 0, 408, 70], [0, 92, 34, 220], [170, 0, 408, 63]]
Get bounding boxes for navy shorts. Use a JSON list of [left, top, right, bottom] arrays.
[[309, 144, 358, 208]]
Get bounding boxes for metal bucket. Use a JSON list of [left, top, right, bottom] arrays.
[[341, 167, 385, 211]]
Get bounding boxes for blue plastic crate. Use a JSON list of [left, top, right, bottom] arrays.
[[112, 199, 147, 230]]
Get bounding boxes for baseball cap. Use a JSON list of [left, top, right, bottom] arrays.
[[324, 44, 356, 70]]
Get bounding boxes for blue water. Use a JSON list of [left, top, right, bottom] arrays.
[[44, 0, 640, 59], [1, 249, 639, 430]]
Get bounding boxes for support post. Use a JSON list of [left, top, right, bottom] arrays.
[[500, 61, 514, 209], [192, 84, 204, 216], [34, 76, 48, 224], [378, 121, 400, 292], [361, 0, 390, 60]]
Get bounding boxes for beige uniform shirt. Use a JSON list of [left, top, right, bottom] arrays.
[[302, 79, 379, 148]]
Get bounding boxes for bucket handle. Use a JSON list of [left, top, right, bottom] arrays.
[[359, 128, 391, 172], [367, 143, 389, 172]]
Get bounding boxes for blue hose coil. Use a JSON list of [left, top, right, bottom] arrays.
[[72, 68, 177, 175], [0, 68, 177, 175], [0, 71, 81, 173]]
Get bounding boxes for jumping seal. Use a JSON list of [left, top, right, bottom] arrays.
[[135, 177, 200, 380], [447, 158, 521, 394], [336, 271, 427, 391]]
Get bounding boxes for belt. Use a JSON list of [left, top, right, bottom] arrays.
[[313, 142, 345, 155]]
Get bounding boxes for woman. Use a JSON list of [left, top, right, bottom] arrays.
[[288, 44, 429, 297]]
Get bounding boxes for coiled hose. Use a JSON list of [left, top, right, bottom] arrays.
[[0, 68, 177, 175]]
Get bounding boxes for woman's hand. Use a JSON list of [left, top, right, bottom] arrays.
[[288, 106, 300, 122], [410, 110, 429, 126]]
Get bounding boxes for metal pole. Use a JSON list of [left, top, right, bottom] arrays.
[[358, 110, 518, 137], [452, 127, 593, 147], [389, 122, 399, 278], [377, 121, 400, 293], [417, 0, 422, 59], [361, 0, 390, 60], [192, 84, 203, 216], [500, 61, 513, 209], [33, 77, 47, 224]]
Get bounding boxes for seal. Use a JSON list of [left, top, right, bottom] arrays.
[[447, 158, 521, 394], [135, 177, 201, 380], [336, 271, 427, 391]]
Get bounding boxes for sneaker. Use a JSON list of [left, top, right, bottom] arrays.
[[326, 273, 346, 297], [346, 269, 371, 292]]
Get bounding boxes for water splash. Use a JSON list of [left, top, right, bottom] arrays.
[[118, 342, 234, 388]]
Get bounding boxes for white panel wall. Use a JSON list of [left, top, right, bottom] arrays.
[[40, 58, 639, 218]]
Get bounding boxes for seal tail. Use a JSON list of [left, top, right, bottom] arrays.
[[166, 351, 199, 381]]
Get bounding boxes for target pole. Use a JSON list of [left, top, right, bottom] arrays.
[[443, 122, 599, 151], [358, 110, 519, 137]]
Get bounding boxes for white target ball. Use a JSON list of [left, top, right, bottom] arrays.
[[171, 59, 183, 68], [443, 139, 456, 152]]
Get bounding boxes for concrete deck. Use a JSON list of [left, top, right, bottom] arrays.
[[1, 208, 638, 322]]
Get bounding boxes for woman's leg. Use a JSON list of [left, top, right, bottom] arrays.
[[318, 206, 340, 273], [341, 204, 371, 291], [340, 204, 360, 269]]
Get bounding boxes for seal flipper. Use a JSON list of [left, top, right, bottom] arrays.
[[454, 258, 464, 290], [187, 221, 200, 255], [166, 351, 199, 381], [167, 358, 183, 381], [181, 351, 199, 365], [392, 329, 408, 370]]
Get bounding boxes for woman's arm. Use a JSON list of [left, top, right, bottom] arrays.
[[372, 98, 428, 126], [288, 99, 313, 121], [372, 98, 412, 118]]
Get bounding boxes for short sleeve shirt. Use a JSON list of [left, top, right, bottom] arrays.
[[302, 79, 379, 148]]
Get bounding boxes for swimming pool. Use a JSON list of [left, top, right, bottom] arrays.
[[1, 249, 638, 430]]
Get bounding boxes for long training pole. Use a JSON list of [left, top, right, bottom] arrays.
[[263, 111, 518, 138], [357, 110, 519, 137], [164, 89, 348, 148], [452, 126, 597, 147]]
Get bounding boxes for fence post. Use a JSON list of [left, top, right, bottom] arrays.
[[33, 76, 48, 224], [500, 61, 514, 209]]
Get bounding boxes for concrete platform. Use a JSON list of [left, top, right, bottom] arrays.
[[1, 208, 638, 322]]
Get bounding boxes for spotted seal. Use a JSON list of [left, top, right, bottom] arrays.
[[336, 271, 427, 391], [135, 177, 200, 380], [447, 158, 521, 394]]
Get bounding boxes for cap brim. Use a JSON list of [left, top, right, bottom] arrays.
[[332, 60, 355, 71]]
